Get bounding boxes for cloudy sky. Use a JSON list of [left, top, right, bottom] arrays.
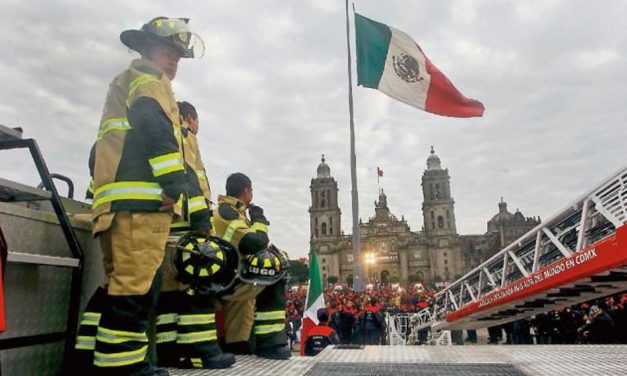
[[1, 0, 626, 258]]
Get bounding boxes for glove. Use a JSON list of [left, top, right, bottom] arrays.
[[248, 204, 267, 222]]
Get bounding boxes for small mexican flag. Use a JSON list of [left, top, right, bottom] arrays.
[[355, 13, 484, 118], [299, 246, 325, 355]]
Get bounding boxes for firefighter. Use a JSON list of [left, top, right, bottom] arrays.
[[304, 309, 340, 356], [213, 172, 291, 359], [71, 17, 206, 376], [361, 297, 384, 345], [154, 101, 235, 369]]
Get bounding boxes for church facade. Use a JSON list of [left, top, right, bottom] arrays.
[[309, 149, 540, 286]]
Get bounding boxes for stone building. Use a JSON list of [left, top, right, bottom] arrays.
[[309, 148, 540, 285]]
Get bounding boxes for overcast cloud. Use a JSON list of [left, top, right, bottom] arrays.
[[1, 0, 626, 258]]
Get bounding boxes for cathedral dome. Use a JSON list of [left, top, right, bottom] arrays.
[[426, 146, 442, 170], [490, 198, 514, 222], [317, 154, 331, 178]]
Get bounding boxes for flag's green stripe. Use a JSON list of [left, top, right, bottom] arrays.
[[355, 13, 392, 88], [306, 247, 323, 310]]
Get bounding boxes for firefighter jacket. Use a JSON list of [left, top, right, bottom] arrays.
[[91, 58, 210, 231], [304, 325, 339, 356], [212, 195, 269, 255], [181, 121, 211, 201], [170, 122, 212, 231]]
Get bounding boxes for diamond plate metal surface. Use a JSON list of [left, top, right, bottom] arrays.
[[0, 342, 64, 376], [304, 363, 525, 376], [1, 264, 72, 338], [167, 345, 627, 376]]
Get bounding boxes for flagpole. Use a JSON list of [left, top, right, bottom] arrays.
[[345, 0, 362, 292]]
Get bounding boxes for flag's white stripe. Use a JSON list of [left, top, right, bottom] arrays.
[[302, 294, 325, 326], [377, 27, 432, 109]]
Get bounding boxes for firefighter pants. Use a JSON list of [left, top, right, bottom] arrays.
[[219, 279, 288, 350], [155, 245, 222, 368], [74, 211, 171, 375]]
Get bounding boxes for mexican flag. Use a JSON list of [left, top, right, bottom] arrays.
[[355, 13, 484, 118], [299, 248, 325, 355]]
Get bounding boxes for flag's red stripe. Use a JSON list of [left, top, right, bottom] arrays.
[[299, 317, 316, 356], [423, 54, 485, 118]]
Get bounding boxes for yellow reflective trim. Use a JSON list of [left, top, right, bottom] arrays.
[[185, 265, 194, 274], [80, 311, 101, 326], [94, 345, 148, 367], [156, 313, 178, 326], [196, 170, 206, 179], [274, 257, 280, 268], [188, 196, 208, 214], [254, 310, 286, 321], [171, 221, 191, 229], [216, 250, 224, 260], [263, 259, 272, 268], [155, 331, 177, 344], [199, 268, 209, 277], [75, 335, 96, 350], [254, 323, 285, 335], [223, 219, 248, 242], [96, 327, 148, 344], [81, 317, 100, 326], [87, 179, 95, 194], [176, 329, 217, 344], [92, 181, 162, 209], [191, 358, 203, 368], [251, 257, 258, 267], [251, 222, 269, 233], [97, 117, 131, 140], [211, 264, 220, 273], [178, 314, 215, 326], [149, 152, 184, 177], [149, 152, 181, 165], [127, 74, 160, 105]]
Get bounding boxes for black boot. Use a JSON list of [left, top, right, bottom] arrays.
[[180, 352, 236, 369], [255, 344, 291, 360], [223, 340, 253, 355]]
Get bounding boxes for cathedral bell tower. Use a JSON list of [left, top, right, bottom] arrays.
[[309, 155, 341, 239], [421, 147, 457, 235]]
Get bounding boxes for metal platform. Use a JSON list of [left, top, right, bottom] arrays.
[[167, 345, 627, 376]]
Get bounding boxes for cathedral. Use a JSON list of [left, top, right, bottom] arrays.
[[309, 148, 541, 286]]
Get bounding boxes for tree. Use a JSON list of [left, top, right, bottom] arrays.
[[288, 260, 309, 284], [327, 276, 339, 285]]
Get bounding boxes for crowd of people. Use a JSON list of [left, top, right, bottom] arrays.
[[482, 293, 627, 345], [286, 284, 438, 347], [287, 285, 627, 349]]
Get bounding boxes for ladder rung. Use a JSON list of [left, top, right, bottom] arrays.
[[0, 177, 52, 202], [7, 251, 79, 268]]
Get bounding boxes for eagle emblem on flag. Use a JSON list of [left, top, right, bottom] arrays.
[[392, 53, 424, 83]]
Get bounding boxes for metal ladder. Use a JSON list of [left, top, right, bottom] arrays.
[[0, 124, 84, 369]]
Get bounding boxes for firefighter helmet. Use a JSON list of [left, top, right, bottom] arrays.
[[173, 233, 239, 293], [120, 17, 205, 58], [239, 244, 289, 286]]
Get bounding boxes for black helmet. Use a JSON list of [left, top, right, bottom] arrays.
[[120, 17, 205, 58], [239, 244, 290, 286], [173, 233, 239, 293]]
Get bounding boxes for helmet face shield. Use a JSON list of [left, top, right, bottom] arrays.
[[142, 17, 205, 58]]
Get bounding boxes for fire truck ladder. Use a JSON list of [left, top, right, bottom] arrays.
[[0, 124, 84, 369], [420, 166, 627, 331]]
